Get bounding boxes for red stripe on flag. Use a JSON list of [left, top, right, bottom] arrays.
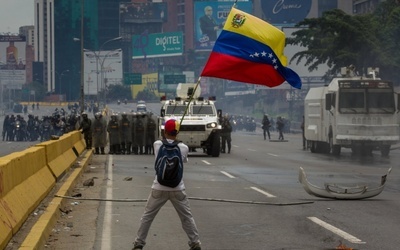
[[201, 52, 285, 87]]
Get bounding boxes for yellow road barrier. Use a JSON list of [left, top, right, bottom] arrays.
[[0, 147, 55, 249]]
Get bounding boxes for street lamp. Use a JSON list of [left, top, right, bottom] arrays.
[[103, 60, 122, 103], [84, 36, 122, 105], [99, 49, 122, 104]]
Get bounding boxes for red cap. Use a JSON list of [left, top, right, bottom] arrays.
[[165, 119, 180, 135]]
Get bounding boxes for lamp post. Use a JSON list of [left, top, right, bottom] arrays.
[[99, 49, 122, 104], [103, 60, 122, 103], [84, 36, 122, 105], [79, 0, 85, 114]]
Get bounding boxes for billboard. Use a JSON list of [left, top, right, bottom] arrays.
[[0, 35, 27, 89], [194, 1, 253, 51], [261, 0, 312, 26], [84, 50, 123, 96], [132, 32, 183, 59]]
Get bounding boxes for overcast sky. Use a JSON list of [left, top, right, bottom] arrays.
[[0, 0, 34, 34]]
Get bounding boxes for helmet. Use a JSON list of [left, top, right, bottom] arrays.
[[95, 112, 102, 119], [121, 112, 127, 117], [81, 112, 88, 118]]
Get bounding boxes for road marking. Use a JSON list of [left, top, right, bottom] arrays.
[[248, 148, 256, 151], [101, 155, 114, 250], [308, 217, 366, 244], [220, 171, 236, 178], [267, 153, 279, 157], [250, 186, 276, 198], [202, 160, 211, 165]]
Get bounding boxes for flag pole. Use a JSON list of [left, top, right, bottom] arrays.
[[177, 0, 237, 127], [179, 76, 202, 126]]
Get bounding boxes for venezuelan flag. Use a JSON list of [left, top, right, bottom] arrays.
[[201, 7, 301, 89]]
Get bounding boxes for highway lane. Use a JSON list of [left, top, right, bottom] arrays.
[[0, 104, 73, 157], [4, 102, 400, 249], [85, 129, 400, 250]]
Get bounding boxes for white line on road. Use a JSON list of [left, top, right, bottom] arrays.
[[250, 186, 276, 198], [202, 160, 211, 165], [101, 155, 114, 250], [248, 148, 256, 151], [267, 153, 279, 157], [220, 171, 236, 178], [308, 217, 366, 244]]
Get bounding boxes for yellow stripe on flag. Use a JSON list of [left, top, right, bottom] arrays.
[[222, 7, 288, 66]]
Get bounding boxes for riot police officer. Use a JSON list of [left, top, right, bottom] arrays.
[[92, 112, 107, 154], [145, 112, 157, 155], [131, 112, 138, 154], [107, 113, 121, 154], [78, 112, 92, 149], [135, 112, 146, 154], [119, 112, 132, 154], [221, 115, 232, 153]]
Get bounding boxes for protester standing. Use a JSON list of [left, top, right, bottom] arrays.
[[132, 119, 201, 250]]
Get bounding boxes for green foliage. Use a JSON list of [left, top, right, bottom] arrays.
[[105, 84, 132, 101], [286, 2, 400, 83], [135, 88, 158, 102]]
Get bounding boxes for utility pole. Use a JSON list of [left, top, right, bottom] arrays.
[[80, 0, 85, 114]]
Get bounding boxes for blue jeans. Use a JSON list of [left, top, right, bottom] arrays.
[[134, 189, 200, 247]]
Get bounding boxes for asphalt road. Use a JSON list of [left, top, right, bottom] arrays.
[[3, 102, 400, 250]]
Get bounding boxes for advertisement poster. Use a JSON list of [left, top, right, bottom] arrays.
[[194, 1, 253, 51], [261, 0, 312, 26], [132, 32, 183, 59], [0, 35, 27, 89]]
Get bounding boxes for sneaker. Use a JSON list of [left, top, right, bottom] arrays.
[[132, 241, 144, 250], [189, 242, 201, 250]]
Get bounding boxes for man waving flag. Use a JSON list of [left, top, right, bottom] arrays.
[[201, 7, 302, 89]]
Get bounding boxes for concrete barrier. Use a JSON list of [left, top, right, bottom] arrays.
[[0, 147, 55, 249], [0, 201, 12, 250], [70, 131, 86, 155], [19, 150, 93, 249], [36, 132, 79, 179], [0, 131, 89, 249]]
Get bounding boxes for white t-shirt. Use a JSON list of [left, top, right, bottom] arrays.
[[151, 139, 189, 191]]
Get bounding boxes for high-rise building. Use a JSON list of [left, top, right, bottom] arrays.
[[353, 0, 385, 14], [32, 0, 355, 101], [34, 0, 55, 94]]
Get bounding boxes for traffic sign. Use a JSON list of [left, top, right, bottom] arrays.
[[164, 74, 186, 84], [124, 73, 142, 85]]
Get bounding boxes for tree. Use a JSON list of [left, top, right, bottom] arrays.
[[104, 84, 132, 101], [136, 88, 158, 102], [286, 1, 400, 84]]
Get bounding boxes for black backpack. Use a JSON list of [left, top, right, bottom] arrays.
[[154, 140, 184, 188]]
